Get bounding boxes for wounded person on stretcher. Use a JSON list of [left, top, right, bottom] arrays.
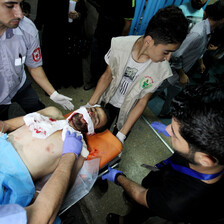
[[0, 105, 108, 206]]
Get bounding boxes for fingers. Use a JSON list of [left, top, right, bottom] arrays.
[[63, 101, 74, 110], [70, 132, 77, 137], [102, 175, 106, 180], [60, 95, 73, 101], [66, 130, 71, 137]]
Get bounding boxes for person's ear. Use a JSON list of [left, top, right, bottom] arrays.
[[144, 35, 154, 46], [198, 153, 217, 167]]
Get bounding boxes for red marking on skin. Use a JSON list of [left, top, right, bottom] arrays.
[[87, 148, 99, 159], [46, 143, 55, 153], [49, 118, 56, 122]]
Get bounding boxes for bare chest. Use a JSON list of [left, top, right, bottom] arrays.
[[8, 125, 64, 180]]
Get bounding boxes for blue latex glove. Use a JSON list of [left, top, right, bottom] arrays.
[[102, 167, 123, 182], [151, 121, 170, 137], [62, 131, 83, 157]]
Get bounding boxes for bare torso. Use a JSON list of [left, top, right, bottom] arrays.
[[8, 125, 64, 181]]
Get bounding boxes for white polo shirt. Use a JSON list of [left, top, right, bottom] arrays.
[[0, 17, 42, 105]]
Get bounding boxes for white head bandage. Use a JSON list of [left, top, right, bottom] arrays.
[[67, 106, 95, 135]]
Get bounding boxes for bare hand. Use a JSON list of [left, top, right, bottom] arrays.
[[207, 44, 218, 51], [200, 63, 206, 74], [68, 11, 80, 20], [179, 73, 189, 86]]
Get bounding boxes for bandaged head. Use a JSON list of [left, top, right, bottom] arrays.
[[67, 106, 95, 135]]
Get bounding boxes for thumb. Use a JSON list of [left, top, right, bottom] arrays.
[[102, 174, 107, 180], [77, 135, 82, 141]]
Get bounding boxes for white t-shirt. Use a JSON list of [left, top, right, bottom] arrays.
[[105, 49, 152, 108]]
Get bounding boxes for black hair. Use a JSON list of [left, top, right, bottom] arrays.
[[205, 0, 224, 21], [94, 106, 110, 134], [144, 5, 189, 45], [171, 83, 224, 165], [21, 1, 31, 15]]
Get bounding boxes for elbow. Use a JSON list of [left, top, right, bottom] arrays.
[[135, 189, 149, 208]]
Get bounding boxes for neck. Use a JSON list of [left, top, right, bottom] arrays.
[[132, 37, 151, 63], [0, 26, 7, 37], [189, 163, 224, 184]]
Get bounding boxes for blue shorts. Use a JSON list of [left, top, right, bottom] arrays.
[[0, 134, 35, 207]]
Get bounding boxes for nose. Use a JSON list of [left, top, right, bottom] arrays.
[[88, 110, 94, 117], [14, 5, 24, 19], [166, 124, 173, 136], [164, 52, 172, 61]]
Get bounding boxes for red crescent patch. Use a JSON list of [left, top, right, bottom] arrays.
[[32, 47, 41, 62]]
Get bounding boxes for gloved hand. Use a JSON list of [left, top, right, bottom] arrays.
[[102, 166, 123, 183], [50, 91, 74, 110], [116, 131, 126, 144], [62, 131, 83, 157], [151, 121, 170, 137], [84, 102, 101, 108]]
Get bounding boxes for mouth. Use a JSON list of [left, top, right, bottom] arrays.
[[10, 19, 20, 25]]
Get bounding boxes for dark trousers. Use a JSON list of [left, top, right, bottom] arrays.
[[88, 36, 110, 85], [105, 103, 131, 139], [105, 103, 120, 135], [0, 79, 45, 120]]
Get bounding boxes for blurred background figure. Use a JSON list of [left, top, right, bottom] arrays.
[[35, 0, 87, 89], [21, 0, 31, 19], [83, 0, 136, 90], [179, 0, 208, 29]]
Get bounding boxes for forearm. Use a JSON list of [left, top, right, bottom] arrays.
[[28, 66, 55, 96], [89, 66, 112, 105], [177, 69, 189, 85], [1, 107, 63, 133], [120, 93, 152, 135], [198, 58, 204, 66], [70, 155, 85, 185], [25, 154, 76, 223], [117, 175, 148, 207], [1, 117, 25, 133], [49, 155, 85, 223]]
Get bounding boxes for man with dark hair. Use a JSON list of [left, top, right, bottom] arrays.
[[0, 0, 75, 121], [0, 130, 83, 223], [103, 83, 224, 223], [87, 5, 189, 144]]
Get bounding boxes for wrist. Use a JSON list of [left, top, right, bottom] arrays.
[[116, 131, 126, 144], [0, 120, 5, 133], [61, 152, 77, 160], [62, 151, 78, 158], [50, 90, 58, 99], [115, 172, 126, 186]]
